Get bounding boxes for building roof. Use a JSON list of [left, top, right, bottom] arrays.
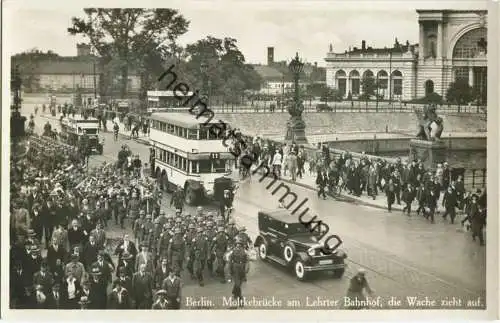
[[252, 65, 284, 81], [18, 57, 140, 75], [149, 111, 222, 128], [258, 209, 300, 223]]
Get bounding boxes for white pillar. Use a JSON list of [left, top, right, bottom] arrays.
[[468, 67, 474, 87], [347, 78, 351, 97], [437, 22, 443, 58], [419, 23, 425, 59]]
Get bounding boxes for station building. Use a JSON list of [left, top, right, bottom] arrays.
[[324, 10, 488, 103]]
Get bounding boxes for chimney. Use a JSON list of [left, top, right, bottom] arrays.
[[267, 47, 274, 66], [362, 40, 366, 51], [77, 43, 91, 57]]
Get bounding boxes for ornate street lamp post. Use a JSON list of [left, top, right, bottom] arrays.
[[200, 62, 209, 103], [284, 52, 308, 144]]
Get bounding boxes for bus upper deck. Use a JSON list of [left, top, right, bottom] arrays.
[[147, 90, 195, 113]]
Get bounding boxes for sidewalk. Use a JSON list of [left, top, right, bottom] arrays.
[[245, 161, 451, 214]]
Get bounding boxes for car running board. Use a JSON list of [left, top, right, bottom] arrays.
[[267, 255, 288, 266]]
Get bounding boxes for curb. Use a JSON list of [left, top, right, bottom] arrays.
[[117, 132, 150, 145]]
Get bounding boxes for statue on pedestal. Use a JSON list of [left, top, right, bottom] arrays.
[[415, 104, 444, 141]]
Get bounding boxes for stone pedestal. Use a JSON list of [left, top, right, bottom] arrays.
[[409, 139, 447, 170], [284, 116, 308, 144]]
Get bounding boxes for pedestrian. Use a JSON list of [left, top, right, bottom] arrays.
[[385, 178, 396, 212], [442, 187, 458, 224], [316, 169, 327, 199], [401, 183, 415, 216]]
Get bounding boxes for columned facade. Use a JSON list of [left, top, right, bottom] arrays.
[[325, 10, 488, 103]]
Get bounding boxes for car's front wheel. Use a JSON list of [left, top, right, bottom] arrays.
[[294, 259, 307, 281], [258, 242, 268, 260]]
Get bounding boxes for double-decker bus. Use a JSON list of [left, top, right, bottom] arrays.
[[60, 115, 103, 154], [147, 90, 195, 113], [149, 112, 234, 205]]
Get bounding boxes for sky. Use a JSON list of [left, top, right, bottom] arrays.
[[4, 0, 488, 67]]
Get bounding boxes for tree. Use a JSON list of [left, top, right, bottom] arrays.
[[360, 75, 377, 100], [68, 9, 190, 98], [181, 36, 262, 98], [446, 79, 474, 106]]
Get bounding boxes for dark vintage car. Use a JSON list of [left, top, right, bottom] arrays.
[[253, 210, 347, 281]]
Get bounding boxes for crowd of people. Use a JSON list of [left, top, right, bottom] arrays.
[[233, 136, 486, 246], [10, 132, 252, 310]]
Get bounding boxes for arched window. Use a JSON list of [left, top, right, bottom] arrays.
[[335, 70, 347, 96], [452, 27, 487, 58], [425, 80, 434, 96], [362, 70, 374, 79], [349, 70, 360, 96], [391, 70, 403, 96], [377, 70, 388, 90]]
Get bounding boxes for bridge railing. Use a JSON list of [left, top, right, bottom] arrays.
[[208, 101, 486, 114]]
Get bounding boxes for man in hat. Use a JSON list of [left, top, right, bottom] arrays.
[[82, 235, 99, 270], [116, 266, 133, 295], [442, 186, 458, 224], [108, 279, 131, 309], [68, 219, 86, 254], [64, 253, 86, 283], [184, 223, 197, 277], [157, 223, 173, 267], [167, 227, 185, 276], [10, 261, 31, 309], [87, 267, 107, 309], [228, 237, 249, 306], [345, 268, 374, 309], [465, 194, 485, 246], [161, 270, 181, 309], [90, 222, 107, 250], [25, 245, 42, 285], [117, 195, 128, 229], [135, 243, 155, 274], [33, 262, 55, 294], [226, 219, 238, 241], [129, 191, 141, 222], [91, 250, 114, 286], [170, 188, 184, 214], [192, 227, 209, 286], [114, 233, 138, 267], [152, 289, 169, 309], [204, 221, 217, 274], [211, 226, 230, 283], [152, 256, 170, 289], [51, 223, 69, 251], [235, 227, 251, 251], [132, 263, 154, 309], [142, 215, 155, 249], [47, 237, 67, 276], [133, 210, 146, 246]]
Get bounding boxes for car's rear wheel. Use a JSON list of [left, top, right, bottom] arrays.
[[332, 267, 345, 278], [294, 259, 307, 281], [258, 242, 268, 260]]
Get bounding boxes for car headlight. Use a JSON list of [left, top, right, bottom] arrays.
[[307, 248, 315, 257], [336, 249, 346, 258]]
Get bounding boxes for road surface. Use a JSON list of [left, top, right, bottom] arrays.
[[23, 103, 486, 310]]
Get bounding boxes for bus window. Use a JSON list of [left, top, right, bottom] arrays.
[[213, 159, 226, 173], [188, 129, 198, 140], [182, 128, 188, 139], [191, 161, 200, 173], [199, 160, 212, 173], [167, 124, 174, 134], [199, 126, 208, 140], [208, 128, 219, 140]]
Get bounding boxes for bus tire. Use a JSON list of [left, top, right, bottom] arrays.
[[161, 170, 169, 192], [184, 183, 196, 206]]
